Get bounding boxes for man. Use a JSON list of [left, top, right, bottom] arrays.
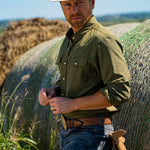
[[39, 0, 130, 149]]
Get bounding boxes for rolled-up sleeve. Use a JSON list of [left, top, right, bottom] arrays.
[[96, 37, 130, 106]]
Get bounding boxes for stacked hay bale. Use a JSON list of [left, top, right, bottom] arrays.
[[0, 18, 69, 89], [2, 20, 149, 149]]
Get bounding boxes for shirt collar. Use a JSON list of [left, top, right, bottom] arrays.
[[66, 16, 97, 43]]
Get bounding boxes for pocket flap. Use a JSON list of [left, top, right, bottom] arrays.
[[69, 56, 88, 67]]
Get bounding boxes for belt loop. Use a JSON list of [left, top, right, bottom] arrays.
[[99, 116, 103, 126], [61, 114, 67, 131]]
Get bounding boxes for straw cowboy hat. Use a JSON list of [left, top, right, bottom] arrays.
[[50, 0, 68, 1]]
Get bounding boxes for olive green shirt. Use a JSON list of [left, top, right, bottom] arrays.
[[56, 16, 130, 119]]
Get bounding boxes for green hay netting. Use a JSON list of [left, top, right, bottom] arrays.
[[113, 19, 150, 150], [2, 20, 150, 150]]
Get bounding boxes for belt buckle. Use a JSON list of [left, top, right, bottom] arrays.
[[61, 115, 67, 131]]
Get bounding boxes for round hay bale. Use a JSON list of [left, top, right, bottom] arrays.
[[113, 19, 150, 150], [2, 36, 64, 150]]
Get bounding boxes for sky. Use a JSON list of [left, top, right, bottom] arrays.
[[0, 0, 150, 20]]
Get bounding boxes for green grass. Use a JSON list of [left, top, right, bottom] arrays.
[[0, 75, 39, 150]]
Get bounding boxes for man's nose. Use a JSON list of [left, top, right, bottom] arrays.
[[71, 4, 79, 13]]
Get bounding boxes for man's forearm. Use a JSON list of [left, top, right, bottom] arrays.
[[49, 91, 112, 114], [71, 91, 112, 111]]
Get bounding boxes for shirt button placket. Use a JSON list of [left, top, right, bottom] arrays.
[[75, 62, 78, 66], [62, 60, 67, 97], [63, 62, 67, 82]]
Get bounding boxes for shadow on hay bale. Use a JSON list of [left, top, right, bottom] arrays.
[[2, 19, 150, 150]]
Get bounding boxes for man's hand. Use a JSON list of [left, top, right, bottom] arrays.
[[49, 97, 74, 114], [38, 88, 58, 106]]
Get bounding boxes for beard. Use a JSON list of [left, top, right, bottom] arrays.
[[68, 13, 86, 30]]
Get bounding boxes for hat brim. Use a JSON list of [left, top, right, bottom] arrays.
[[50, 0, 68, 1]]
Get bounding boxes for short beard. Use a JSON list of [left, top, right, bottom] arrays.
[[68, 14, 86, 30]]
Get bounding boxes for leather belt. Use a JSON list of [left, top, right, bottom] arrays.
[[61, 115, 112, 131]]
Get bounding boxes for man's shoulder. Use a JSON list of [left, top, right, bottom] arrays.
[[91, 22, 116, 40], [85, 21, 123, 52], [86, 21, 122, 47]]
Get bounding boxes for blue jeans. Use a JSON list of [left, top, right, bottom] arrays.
[[60, 118, 114, 150]]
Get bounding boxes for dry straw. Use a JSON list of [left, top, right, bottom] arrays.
[[0, 18, 69, 89]]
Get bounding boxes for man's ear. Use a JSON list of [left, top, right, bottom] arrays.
[[90, 0, 95, 9]]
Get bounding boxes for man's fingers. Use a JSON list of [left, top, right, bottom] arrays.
[[50, 103, 55, 108], [38, 89, 51, 106], [51, 106, 58, 115], [51, 106, 55, 110], [47, 95, 52, 99], [41, 88, 46, 93], [42, 91, 46, 96], [52, 109, 58, 114], [39, 90, 46, 98], [49, 98, 56, 103]]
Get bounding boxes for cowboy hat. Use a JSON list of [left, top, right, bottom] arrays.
[[50, 0, 68, 1]]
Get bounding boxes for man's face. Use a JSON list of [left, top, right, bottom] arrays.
[[61, 0, 95, 33]]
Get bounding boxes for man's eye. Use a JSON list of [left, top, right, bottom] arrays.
[[62, 1, 84, 8], [64, 3, 71, 7], [77, 1, 84, 5]]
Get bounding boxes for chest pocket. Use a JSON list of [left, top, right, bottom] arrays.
[[68, 56, 89, 67]]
